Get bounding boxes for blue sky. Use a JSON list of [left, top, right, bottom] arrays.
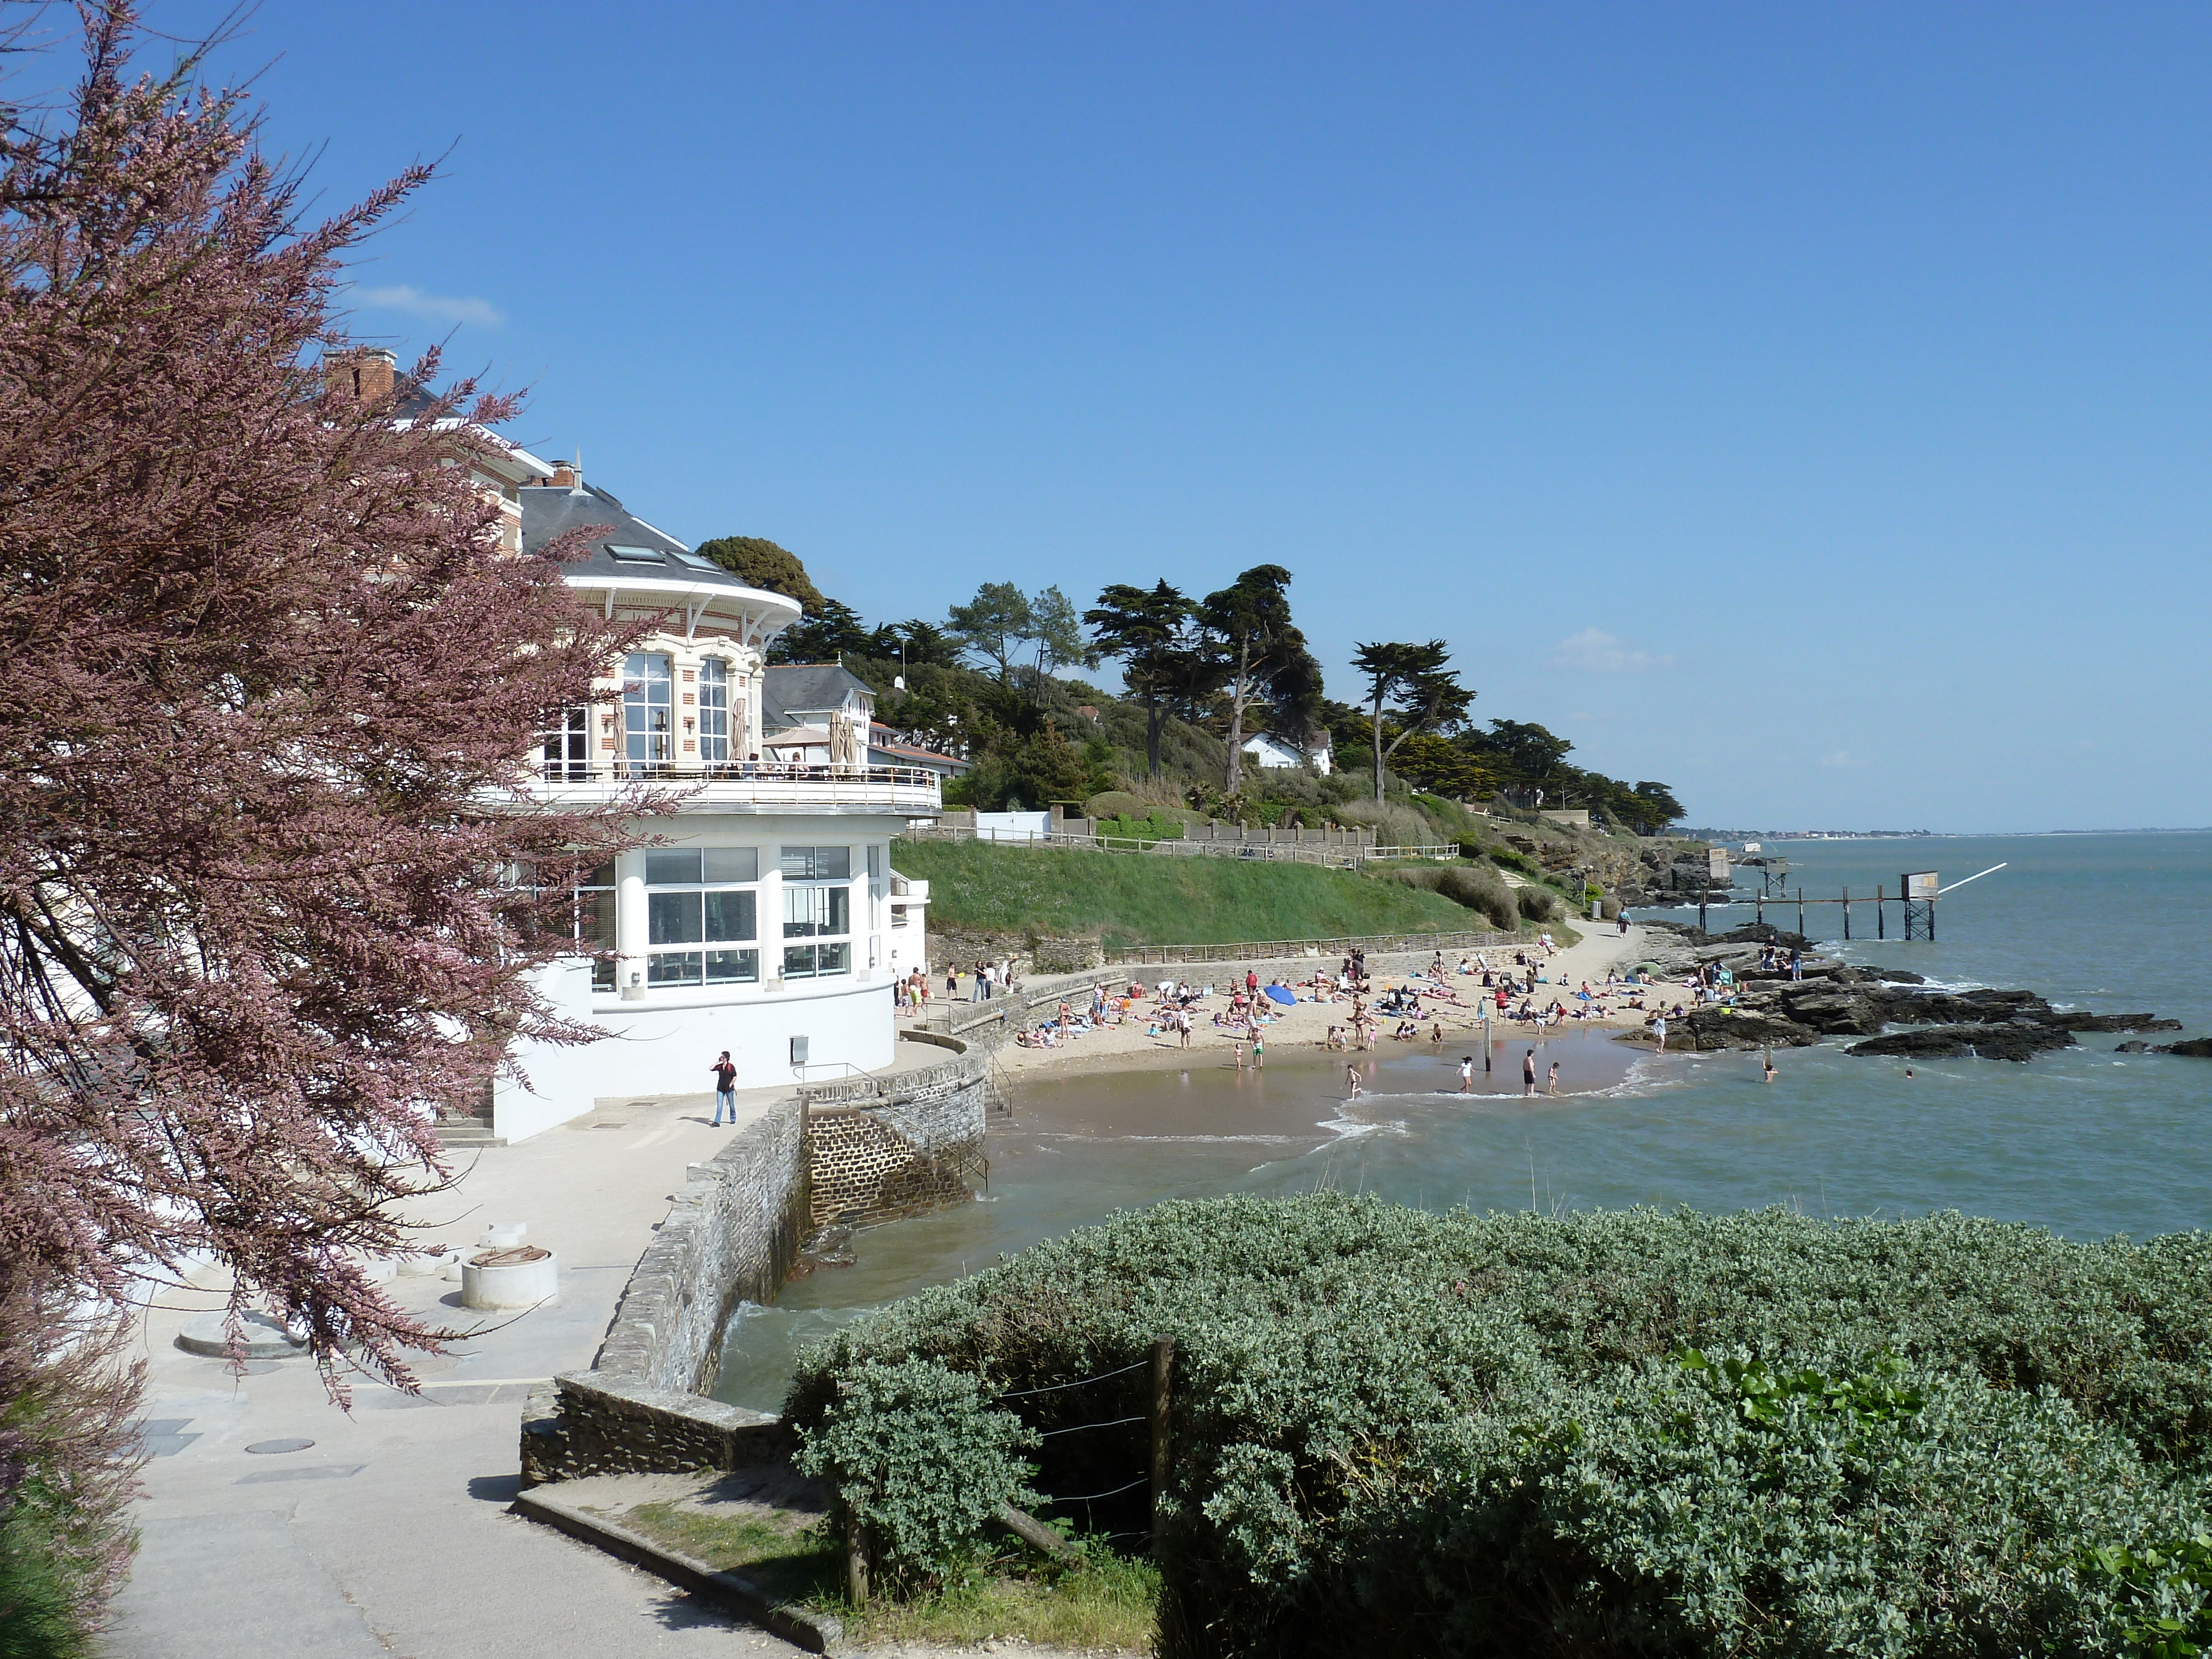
[[133, 4, 2212, 830]]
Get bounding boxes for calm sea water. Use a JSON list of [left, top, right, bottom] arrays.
[[712, 831, 2212, 1411]]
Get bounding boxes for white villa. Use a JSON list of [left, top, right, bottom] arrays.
[[489, 461, 941, 1140], [1241, 729, 1332, 775]]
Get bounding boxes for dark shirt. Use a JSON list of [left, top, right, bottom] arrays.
[[712, 1061, 737, 1092]]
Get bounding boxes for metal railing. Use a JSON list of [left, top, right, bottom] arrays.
[[901, 823, 1453, 869], [1099, 927, 1521, 966], [529, 760, 942, 805]]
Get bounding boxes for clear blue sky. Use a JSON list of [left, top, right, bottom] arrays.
[[140, 3, 2212, 830]]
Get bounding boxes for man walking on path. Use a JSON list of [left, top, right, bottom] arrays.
[[710, 1051, 738, 1126], [1522, 1049, 1538, 1096]]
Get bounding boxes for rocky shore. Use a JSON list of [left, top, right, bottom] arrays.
[[1616, 922, 2184, 1061]]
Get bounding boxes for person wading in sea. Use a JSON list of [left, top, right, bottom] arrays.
[[1346, 1063, 1363, 1098], [1546, 1061, 1560, 1097], [1459, 1055, 1474, 1093], [1522, 1049, 1538, 1097]]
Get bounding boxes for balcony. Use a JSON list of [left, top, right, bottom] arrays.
[[523, 761, 942, 816]]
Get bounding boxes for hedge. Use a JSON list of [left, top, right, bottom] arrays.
[[787, 1197, 2212, 1658]]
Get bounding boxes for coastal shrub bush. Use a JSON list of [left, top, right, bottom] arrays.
[[1329, 800, 1435, 848], [1513, 883, 1556, 923], [1095, 813, 1185, 842], [792, 1356, 1040, 1592], [789, 1197, 2212, 1658], [1386, 866, 1519, 932], [1083, 790, 1150, 820]]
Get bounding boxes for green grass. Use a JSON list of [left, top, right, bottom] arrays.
[[892, 836, 1480, 949], [617, 1502, 1158, 1652]]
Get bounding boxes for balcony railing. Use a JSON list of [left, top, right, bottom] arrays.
[[528, 760, 942, 807]]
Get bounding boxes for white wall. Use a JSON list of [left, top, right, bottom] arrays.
[[496, 971, 895, 1140], [973, 811, 1052, 841]]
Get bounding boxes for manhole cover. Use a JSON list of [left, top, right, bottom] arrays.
[[244, 1438, 315, 1455]]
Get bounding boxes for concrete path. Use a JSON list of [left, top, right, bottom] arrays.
[[104, 1080, 823, 1658]]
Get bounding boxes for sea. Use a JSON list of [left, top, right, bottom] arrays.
[[711, 830, 2212, 1411]]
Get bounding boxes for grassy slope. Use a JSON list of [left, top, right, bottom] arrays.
[[892, 837, 1478, 948]]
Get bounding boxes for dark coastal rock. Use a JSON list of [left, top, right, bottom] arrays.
[[2115, 1041, 2150, 1053], [1866, 968, 1925, 984], [2153, 1038, 2212, 1057], [1772, 991, 1885, 1036], [1848, 1024, 2077, 1062], [2038, 1013, 2181, 1034]]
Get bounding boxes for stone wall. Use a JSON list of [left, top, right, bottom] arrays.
[[592, 1096, 810, 1396], [521, 1047, 992, 1485], [520, 1374, 789, 1488]]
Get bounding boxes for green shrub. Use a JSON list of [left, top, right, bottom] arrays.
[[793, 1357, 1039, 1592], [790, 1198, 2212, 1659], [1387, 865, 1519, 932], [1095, 813, 1185, 842], [1514, 883, 1556, 924], [1083, 790, 1150, 820]]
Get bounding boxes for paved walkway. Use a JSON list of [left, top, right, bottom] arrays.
[[104, 1072, 843, 1658]]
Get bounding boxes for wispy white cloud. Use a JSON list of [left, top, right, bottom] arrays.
[[357, 284, 505, 327], [1819, 750, 1861, 769], [1547, 628, 1676, 673]]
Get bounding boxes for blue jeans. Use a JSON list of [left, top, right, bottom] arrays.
[[714, 1088, 735, 1125]]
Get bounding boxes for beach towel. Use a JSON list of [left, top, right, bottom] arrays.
[[1265, 984, 1296, 1005]]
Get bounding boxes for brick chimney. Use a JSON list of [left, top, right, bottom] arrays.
[[546, 461, 578, 489], [325, 347, 397, 402]]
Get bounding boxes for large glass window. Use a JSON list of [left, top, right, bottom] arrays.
[[699, 659, 731, 764], [643, 847, 759, 987], [780, 846, 853, 978], [623, 653, 672, 772], [575, 862, 616, 991], [539, 706, 591, 780]]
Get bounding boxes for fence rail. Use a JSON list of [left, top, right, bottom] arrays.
[[1100, 927, 1523, 966], [902, 823, 1455, 869]]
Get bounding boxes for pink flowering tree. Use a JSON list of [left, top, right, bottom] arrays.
[[0, 0, 643, 1437]]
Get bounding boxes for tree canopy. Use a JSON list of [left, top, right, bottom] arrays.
[[693, 534, 825, 609]]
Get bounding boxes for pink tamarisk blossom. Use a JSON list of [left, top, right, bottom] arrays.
[[0, 5, 651, 1420]]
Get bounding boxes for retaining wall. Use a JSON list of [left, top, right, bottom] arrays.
[[523, 1045, 992, 1485]]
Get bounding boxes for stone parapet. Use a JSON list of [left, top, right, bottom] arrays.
[[521, 1373, 789, 1487]]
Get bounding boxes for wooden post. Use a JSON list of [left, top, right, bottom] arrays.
[[1149, 1335, 1175, 1552], [1797, 888, 1804, 936], [845, 1507, 871, 1605], [1755, 893, 1762, 927], [1877, 884, 1885, 940], [1698, 896, 1708, 934], [1842, 886, 1850, 941]]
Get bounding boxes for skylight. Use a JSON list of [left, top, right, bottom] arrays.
[[606, 545, 665, 564], [671, 551, 721, 571]]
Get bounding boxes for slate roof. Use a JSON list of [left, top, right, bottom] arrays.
[[761, 664, 875, 731], [518, 482, 787, 594]]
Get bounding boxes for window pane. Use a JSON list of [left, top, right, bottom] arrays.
[[815, 847, 851, 880], [648, 951, 702, 986], [706, 948, 759, 984], [704, 890, 755, 942], [703, 847, 757, 883], [782, 944, 818, 978], [591, 958, 616, 993], [782, 886, 820, 938], [586, 862, 617, 888], [779, 846, 815, 880], [825, 888, 849, 936], [577, 890, 615, 952], [867, 845, 883, 878], [817, 941, 851, 975], [646, 851, 702, 885], [649, 891, 703, 945]]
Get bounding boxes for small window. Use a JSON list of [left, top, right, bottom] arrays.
[[646, 850, 702, 886], [671, 550, 721, 571], [607, 544, 665, 564], [704, 847, 757, 883], [780, 846, 851, 881]]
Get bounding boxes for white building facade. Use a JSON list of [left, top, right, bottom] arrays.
[[492, 473, 938, 1141]]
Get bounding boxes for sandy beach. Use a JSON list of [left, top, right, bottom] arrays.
[[988, 918, 1673, 1080]]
